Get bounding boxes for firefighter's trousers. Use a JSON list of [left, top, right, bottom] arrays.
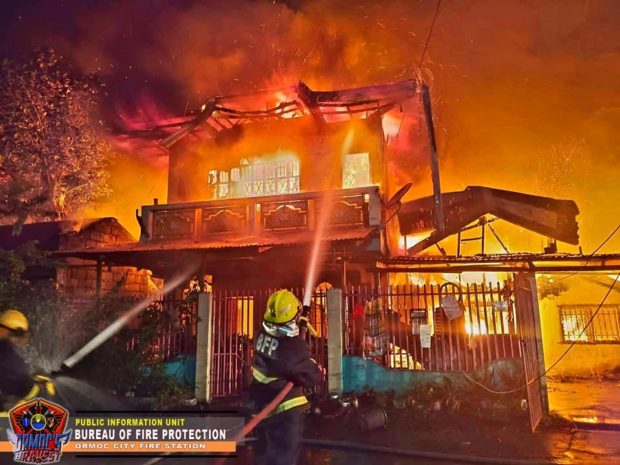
[[254, 407, 304, 465]]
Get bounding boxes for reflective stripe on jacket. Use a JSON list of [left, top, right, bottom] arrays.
[[249, 329, 322, 416]]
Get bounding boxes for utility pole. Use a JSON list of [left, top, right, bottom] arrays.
[[421, 84, 445, 232]]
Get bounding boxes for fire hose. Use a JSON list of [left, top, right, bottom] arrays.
[[208, 306, 316, 465], [0, 273, 191, 418]]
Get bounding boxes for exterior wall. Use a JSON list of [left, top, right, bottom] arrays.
[[167, 116, 384, 204], [56, 218, 161, 299], [57, 264, 157, 298], [342, 356, 523, 393], [539, 276, 620, 377]]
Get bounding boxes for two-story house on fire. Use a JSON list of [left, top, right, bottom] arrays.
[[66, 80, 434, 290]]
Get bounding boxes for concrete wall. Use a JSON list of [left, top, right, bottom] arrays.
[[342, 356, 523, 394], [539, 275, 620, 377], [56, 218, 161, 299], [164, 355, 196, 385]]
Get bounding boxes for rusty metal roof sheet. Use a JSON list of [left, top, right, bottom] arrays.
[[56, 227, 377, 257], [380, 253, 620, 265], [377, 253, 620, 273]]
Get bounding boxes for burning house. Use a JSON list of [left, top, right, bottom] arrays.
[[61, 79, 583, 287], [65, 79, 431, 288], [56, 79, 620, 431]]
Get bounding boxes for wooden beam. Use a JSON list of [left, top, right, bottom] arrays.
[[421, 84, 444, 232]]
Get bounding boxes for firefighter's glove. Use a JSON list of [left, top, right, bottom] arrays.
[[298, 316, 317, 337], [33, 375, 56, 396]]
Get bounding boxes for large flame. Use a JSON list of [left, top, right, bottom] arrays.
[[8, 0, 616, 252]]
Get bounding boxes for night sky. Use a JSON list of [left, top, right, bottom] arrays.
[[1, 0, 619, 251]]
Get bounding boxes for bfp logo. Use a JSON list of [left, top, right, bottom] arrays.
[[7, 398, 72, 464]]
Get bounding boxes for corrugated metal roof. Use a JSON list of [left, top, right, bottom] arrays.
[[0, 218, 131, 251], [380, 253, 620, 265], [57, 227, 377, 256]]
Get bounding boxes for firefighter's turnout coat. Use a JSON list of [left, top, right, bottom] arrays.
[[0, 339, 35, 410], [249, 328, 322, 415]]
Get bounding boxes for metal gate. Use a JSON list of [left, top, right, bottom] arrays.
[[209, 287, 328, 398], [344, 282, 520, 371], [514, 272, 547, 431]]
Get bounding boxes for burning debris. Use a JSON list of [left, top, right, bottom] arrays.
[[399, 186, 580, 254]]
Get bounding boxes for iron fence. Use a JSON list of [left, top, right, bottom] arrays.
[[345, 282, 521, 372], [126, 298, 197, 362], [127, 281, 526, 397], [560, 304, 620, 343], [210, 287, 328, 398]]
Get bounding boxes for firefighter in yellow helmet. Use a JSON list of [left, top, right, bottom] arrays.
[[249, 290, 322, 465], [0, 309, 54, 414]]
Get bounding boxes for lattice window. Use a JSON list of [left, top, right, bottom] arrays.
[[208, 156, 300, 199], [207, 170, 230, 199], [343, 152, 371, 188], [274, 159, 299, 195], [264, 165, 276, 195], [560, 304, 620, 343], [218, 171, 229, 199]]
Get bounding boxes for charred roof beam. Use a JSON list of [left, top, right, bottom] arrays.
[[160, 99, 217, 149]]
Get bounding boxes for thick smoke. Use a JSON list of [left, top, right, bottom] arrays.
[[1, 0, 619, 251]]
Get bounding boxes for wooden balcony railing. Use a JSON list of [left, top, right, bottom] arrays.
[[140, 186, 382, 242]]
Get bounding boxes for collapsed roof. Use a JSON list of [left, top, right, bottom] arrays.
[[398, 186, 580, 254], [120, 79, 422, 149]]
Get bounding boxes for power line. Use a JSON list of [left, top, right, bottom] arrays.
[[417, 0, 442, 70], [559, 222, 620, 281], [463, 272, 619, 395]]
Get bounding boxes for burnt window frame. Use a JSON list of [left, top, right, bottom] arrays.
[[559, 304, 620, 344]]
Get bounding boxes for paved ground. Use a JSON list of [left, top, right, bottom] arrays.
[[547, 375, 620, 426], [4, 430, 616, 465], [5, 376, 620, 465], [2, 426, 619, 465]]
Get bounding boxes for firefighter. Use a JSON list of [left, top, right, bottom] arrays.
[[0, 309, 54, 414], [249, 290, 323, 465]]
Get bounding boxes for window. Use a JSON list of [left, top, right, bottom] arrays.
[[218, 171, 229, 199], [207, 156, 300, 199], [343, 152, 371, 188], [560, 305, 620, 343]]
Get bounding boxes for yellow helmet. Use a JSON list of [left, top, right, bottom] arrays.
[[264, 290, 301, 324], [0, 309, 30, 333]]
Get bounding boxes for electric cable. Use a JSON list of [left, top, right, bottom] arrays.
[[466, 222, 620, 395], [559, 222, 620, 281], [417, 0, 442, 70], [462, 272, 619, 394], [462, 222, 620, 394], [487, 222, 509, 254]]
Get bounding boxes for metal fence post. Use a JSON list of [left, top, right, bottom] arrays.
[[327, 288, 344, 394], [527, 274, 549, 413], [195, 292, 213, 403]]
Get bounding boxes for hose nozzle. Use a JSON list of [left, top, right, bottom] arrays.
[[299, 306, 317, 336], [50, 363, 70, 377]]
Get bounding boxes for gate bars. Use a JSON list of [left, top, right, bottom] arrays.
[[345, 282, 521, 372], [135, 281, 525, 398], [209, 287, 328, 398]]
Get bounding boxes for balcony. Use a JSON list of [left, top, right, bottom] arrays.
[[140, 187, 382, 242]]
